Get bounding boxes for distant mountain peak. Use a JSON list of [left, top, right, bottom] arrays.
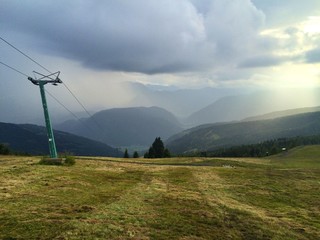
[[56, 106, 183, 147]]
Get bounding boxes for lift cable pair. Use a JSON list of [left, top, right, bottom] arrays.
[[0, 36, 109, 157]]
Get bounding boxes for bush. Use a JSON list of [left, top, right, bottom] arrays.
[[38, 153, 76, 166], [39, 156, 63, 165], [0, 143, 10, 155], [64, 155, 76, 166]]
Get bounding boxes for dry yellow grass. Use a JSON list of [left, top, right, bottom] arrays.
[[0, 150, 319, 239]]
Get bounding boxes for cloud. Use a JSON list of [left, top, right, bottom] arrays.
[[252, 0, 320, 27], [0, 0, 266, 74], [257, 23, 320, 67], [306, 48, 320, 63], [238, 55, 285, 68]]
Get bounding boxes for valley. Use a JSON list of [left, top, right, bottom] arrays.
[[2, 101, 320, 157]]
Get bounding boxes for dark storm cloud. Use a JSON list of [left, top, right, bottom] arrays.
[[0, 0, 267, 74]]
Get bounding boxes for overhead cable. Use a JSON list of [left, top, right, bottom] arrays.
[[0, 36, 95, 122], [0, 36, 107, 141], [45, 89, 95, 133], [0, 36, 51, 73], [0, 61, 29, 77]]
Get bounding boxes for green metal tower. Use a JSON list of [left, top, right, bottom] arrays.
[[28, 71, 62, 158]]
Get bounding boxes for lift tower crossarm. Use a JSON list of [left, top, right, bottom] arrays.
[[28, 71, 62, 85], [28, 71, 62, 159]]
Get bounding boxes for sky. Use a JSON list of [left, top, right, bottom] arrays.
[[0, 0, 320, 123]]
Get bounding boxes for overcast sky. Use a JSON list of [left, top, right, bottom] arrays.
[[1, 0, 320, 122]]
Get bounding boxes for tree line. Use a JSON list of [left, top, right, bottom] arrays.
[[190, 135, 320, 158], [123, 149, 140, 158], [123, 137, 171, 158]]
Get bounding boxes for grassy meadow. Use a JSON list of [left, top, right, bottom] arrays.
[[0, 146, 319, 239]]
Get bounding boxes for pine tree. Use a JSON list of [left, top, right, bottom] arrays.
[[123, 149, 129, 158], [133, 151, 139, 158], [152, 137, 165, 158], [163, 148, 171, 158], [144, 137, 171, 158], [148, 146, 155, 158]]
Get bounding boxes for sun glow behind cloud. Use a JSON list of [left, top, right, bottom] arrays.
[[257, 13, 320, 91], [302, 16, 320, 34], [273, 64, 320, 87]]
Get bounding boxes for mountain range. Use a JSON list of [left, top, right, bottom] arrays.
[[0, 122, 121, 156], [37, 102, 320, 152], [124, 82, 243, 118], [3, 82, 319, 128], [2, 105, 320, 156], [3, 82, 320, 154], [186, 89, 320, 126], [166, 111, 320, 154]]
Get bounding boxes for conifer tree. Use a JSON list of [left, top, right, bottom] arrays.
[[163, 148, 171, 158], [123, 149, 129, 158], [133, 151, 139, 158], [152, 137, 165, 158], [144, 137, 171, 158], [148, 146, 155, 158]]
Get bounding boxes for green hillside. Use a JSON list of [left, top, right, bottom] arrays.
[[0, 122, 121, 157], [203, 135, 320, 158], [167, 111, 320, 154], [0, 146, 319, 239], [269, 145, 320, 168]]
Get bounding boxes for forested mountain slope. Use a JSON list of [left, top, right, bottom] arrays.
[[0, 122, 121, 156], [167, 111, 320, 154]]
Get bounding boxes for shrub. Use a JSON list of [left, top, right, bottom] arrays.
[[64, 155, 76, 166], [38, 153, 76, 166], [39, 156, 63, 165], [0, 143, 10, 155]]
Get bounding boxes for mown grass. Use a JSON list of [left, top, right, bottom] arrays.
[[0, 146, 319, 239]]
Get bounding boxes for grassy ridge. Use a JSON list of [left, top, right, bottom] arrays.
[[0, 146, 319, 239]]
